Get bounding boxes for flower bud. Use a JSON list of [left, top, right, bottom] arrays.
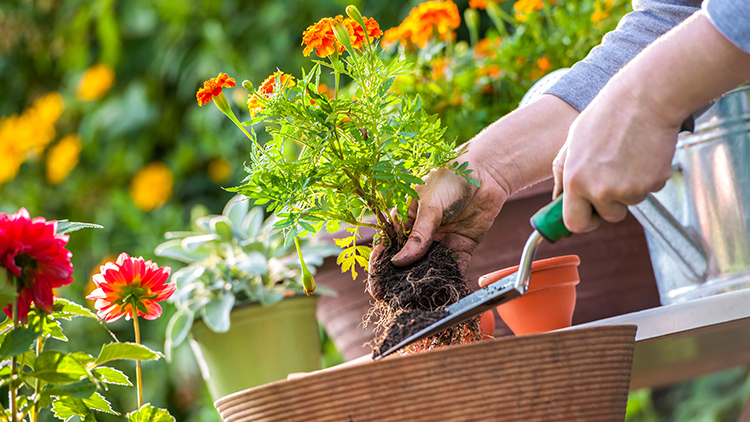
[[346, 5, 366, 30], [294, 237, 316, 296], [242, 80, 253, 91], [464, 8, 480, 45], [332, 21, 354, 55]]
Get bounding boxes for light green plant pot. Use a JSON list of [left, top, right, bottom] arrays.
[[189, 296, 321, 399]]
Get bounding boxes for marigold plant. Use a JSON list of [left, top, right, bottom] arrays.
[[199, 5, 475, 285]]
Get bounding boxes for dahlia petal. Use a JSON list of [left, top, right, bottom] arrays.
[[141, 301, 162, 320]]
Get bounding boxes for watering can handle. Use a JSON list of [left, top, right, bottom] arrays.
[[530, 195, 572, 243]]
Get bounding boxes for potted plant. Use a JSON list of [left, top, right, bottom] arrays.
[[154, 195, 338, 399], [196, 3, 487, 357]]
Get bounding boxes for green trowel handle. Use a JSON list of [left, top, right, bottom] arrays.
[[530, 195, 571, 243]]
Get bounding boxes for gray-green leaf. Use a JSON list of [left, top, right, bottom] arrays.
[[201, 293, 235, 333]]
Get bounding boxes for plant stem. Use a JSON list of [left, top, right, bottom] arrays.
[[132, 307, 143, 408], [10, 293, 18, 422], [31, 317, 45, 422]]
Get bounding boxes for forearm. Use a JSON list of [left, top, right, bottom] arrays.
[[547, 0, 701, 112], [463, 95, 579, 196], [614, 11, 750, 126]]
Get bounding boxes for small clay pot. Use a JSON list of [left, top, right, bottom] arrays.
[[479, 255, 580, 336]]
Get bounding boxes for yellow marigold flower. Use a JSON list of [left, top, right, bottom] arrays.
[[208, 157, 231, 183], [130, 162, 173, 212], [46, 134, 82, 185], [384, 0, 461, 48], [77, 64, 115, 101]]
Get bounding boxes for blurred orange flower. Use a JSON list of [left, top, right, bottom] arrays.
[[529, 56, 552, 79], [196, 73, 236, 106], [474, 37, 502, 59], [469, 0, 508, 9], [130, 162, 173, 211], [383, 0, 460, 48], [514, 0, 555, 22]]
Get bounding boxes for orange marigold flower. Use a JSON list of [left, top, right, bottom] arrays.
[[86, 252, 174, 323], [529, 56, 552, 79], [247, 71, 296, 117], [348, 17, 383, 49], [258, 71, 296, 96], [196, 73, 236, 106], [302, 15, 382, 57], [302, 16, 341, 58], [385, 0, 460, 48]]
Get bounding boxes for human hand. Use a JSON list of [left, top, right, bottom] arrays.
[[552, 86, 679, 233], [367, 95, 579, 298]]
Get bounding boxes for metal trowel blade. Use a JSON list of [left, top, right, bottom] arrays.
[[375, 271, 521, 360]]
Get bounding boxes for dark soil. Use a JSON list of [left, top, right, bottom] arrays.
[[367, 240, 483, 358]]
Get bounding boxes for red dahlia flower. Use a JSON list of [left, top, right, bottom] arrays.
[[86, 252, 174, 323], [0, 208, 74, 322]]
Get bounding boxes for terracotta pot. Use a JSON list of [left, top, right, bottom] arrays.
[[480, 255, 581, 336], [214, 325, 637, 422]]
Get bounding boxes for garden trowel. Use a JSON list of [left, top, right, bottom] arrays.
[[375, 195, 571, 359]]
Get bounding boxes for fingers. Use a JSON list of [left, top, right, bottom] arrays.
[[391, 201, 441, 266], [552, 142, 568, 200]]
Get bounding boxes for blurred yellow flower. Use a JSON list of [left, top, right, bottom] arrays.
[[46, 134, 82, 185], [77, 64, 115, 101], [0, 92, 64, 186], [130, 162, 173, 212], [591, 0, 613, 23], [208, 157, 231, 183], [514, 0, 555, 22]]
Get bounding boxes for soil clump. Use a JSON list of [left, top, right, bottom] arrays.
[[368, 241, 483, 357]]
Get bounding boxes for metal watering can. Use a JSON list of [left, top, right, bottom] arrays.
[[521, 71, 750, 305], [637, 85, 750, 304]]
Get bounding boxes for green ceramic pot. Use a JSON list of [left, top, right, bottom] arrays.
[[189, 295, 321, 399]]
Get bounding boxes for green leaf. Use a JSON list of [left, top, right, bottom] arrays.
[[52, 396, 92, 421], [93, 342, 161, 367], [55, 220, 104, 235], [84, 391, 119, 415], [92, 366, 132, 386], [31, 351, 88, 383], [42, 379, 97, 399], [54, 298, 98, 319], [200, 293, 235, 333], [170, 266, 205, 290], [242, 207, 265, 238], [127, 404, 175, 422], [0, 327, 41, 358], [0, 270, 17, 310], [180, 234, 220, 251]]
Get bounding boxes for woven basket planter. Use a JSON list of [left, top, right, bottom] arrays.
[[214, 325, 636, 422]]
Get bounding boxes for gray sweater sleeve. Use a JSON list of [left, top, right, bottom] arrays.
[[545, 0, 702, 112], [704, 0, 750, 55]]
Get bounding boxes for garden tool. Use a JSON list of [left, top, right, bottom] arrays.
[[376, 195, 572, 359]]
